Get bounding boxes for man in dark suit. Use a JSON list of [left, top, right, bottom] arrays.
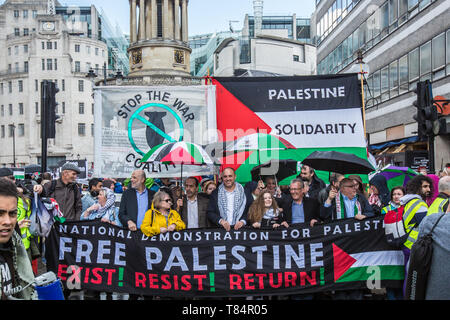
[[119, 170, 155, 231], [282, 178, 321, 227], [177, 177, 211, 228]]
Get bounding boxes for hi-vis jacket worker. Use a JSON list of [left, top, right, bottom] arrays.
[[400, 194, 428, 250], [427, 176, 450, 215]]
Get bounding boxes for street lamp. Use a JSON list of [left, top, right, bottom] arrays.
[[347, 49, 370, 139], [86, 67, 97, 85]]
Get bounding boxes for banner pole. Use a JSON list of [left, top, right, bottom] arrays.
[[359, 63, 367, 140]]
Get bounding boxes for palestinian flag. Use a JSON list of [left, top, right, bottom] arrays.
[[333, 244, 405, 283], [141, 141, 215, 165], [212, 75, 369, 184]]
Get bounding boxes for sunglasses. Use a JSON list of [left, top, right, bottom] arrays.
[[163, 199, 172, 203]]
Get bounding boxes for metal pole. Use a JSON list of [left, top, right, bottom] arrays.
[[12, 123, 16, 167], [428, 135, 435, 174], [359, 63, 367, 140], [41, 81, 48, 173]]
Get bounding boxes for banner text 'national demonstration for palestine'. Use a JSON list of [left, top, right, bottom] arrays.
[[45, 217, 404, 297]]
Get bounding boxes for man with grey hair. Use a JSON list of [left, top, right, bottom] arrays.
[[33, 163, 82, 220], [281, 178, 321, 227], [427, 176, 450, 215]]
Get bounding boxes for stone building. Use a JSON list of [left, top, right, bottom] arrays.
[[0, 0, 107, 168]]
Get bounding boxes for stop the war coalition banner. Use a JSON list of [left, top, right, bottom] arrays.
[[45, 217, 404, 297], [93, 86, 217, 178]]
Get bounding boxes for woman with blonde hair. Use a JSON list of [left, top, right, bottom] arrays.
[[141, 190, 186, 237], [248, 189, 288, 229]]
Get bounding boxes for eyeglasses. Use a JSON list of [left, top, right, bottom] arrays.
[[163, 199, 172, 203]]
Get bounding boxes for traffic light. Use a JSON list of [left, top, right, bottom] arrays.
[[413, 80, 438, 140], [41, 81, 59, 139], [46, 81, 59, 139]]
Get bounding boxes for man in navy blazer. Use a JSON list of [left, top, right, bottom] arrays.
[[119, 170, 155, 231]]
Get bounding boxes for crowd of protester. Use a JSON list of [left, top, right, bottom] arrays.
[[1, 162, 449, 300]]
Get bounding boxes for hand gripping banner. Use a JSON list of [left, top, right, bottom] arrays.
[[45, 217, 404, 297]]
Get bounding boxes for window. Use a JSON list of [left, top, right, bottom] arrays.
[[15, 62, 19, 73], [95, 48, 99, 56], [447, 30, 450, 75], [54, 59, 58, 71], [372, 70, 380, 98], [75, 61, 81, 72], [14, 10, 19, 18], [408, 48, 419, 81], [1, 105, 3, 116], [42, 42, 45, 50], [24, 61, 28, 72], [86, 46, 91, 54], [381, 66, 389, 102], [14, 28, 20, 36], [62, 79, 65, 91], [293, 55, 299, 62], [420, 41, 431, 80], [18, 124, 24, 137], [32, 10, 37, 18], [54, 41, 57, 50], [79, 102, 85, 114], [35, 102, 39, 114], [8, 125, 14, 138], [47, 41, 52, 50], [91, 123, 94, 136], [47, 59, 53, 71], [78, 123, 86, 136], [9, 104, 13, 116], [0, 83, 3, 95], [62, 102, 66, 114], [75, 44, 80, 52], [42, 59, 45, 71], [35, 80, 38, 92], [8, 81, 12, 93], [432, 33, 445, 71], [78, 80, 84, 92], [18, 80, 23, 92], [24, 44, 28, 53], [8, 47, 11, 56], [23, 28, 29, 36], [389, 60, 399, 98], [19, 103, 23, 115], [23, 10, 28, 19], [1, 126, 4, 138], [399, 54, 408, 94]]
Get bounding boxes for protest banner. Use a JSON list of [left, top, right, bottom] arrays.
[[212, 75, 369, 184], [93, 86, 218, 178], [45, 217, 404, 297]]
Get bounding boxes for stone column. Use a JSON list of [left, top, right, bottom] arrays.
[[181, 0, 188, 42], [174, 0, 180, 41], [146, 0, 151, 40], [151, 0, 157, 38], [139, 0, 146, 41], [130, 0, 137, 43], [163, 0, 169, 39]]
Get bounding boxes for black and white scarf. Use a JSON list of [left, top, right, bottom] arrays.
[[218, 183, 247, 225]]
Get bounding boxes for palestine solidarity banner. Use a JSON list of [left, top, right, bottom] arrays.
[[45, 217, 404, 297], [212, 75, 368, 184]]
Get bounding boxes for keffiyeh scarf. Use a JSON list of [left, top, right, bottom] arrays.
[[218, 183, 247, 225]]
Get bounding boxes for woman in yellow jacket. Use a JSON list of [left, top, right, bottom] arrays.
[[141, 190, 186, 237]]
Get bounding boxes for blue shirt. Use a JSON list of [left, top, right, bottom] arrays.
[[291, 201, 305, 224], [136, 189, 148, 229], [342, 194, 357, 218]]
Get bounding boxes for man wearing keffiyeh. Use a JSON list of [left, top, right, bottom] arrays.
[[320, 178, 374, 222], [207, 168, 252, 231]]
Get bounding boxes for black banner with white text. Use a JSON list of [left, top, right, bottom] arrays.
[[45, 217, 404, 297]]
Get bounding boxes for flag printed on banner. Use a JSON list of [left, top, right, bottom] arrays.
[[333, 244, 404, 283], [212, 75, 368, 184]]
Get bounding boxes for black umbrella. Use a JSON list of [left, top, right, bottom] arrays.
[[251, 159, 298, 182], [301, 151, 375, 174], [24, 164, 42, 174]]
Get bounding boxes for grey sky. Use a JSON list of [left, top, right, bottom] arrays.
[[1, 0, 316, 36]]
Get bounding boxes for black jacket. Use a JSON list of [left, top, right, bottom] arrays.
[[179, 193, 212, 228], [281, 195, 321, 225], [118, 188, 156, 227]]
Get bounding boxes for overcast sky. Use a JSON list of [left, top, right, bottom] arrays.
[[1, 0, 316, 36]]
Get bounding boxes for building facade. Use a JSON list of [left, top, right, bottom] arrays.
[[313, 0, 450, 171], [213, 14, 316, 77], [0, 0, 107, 168]]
